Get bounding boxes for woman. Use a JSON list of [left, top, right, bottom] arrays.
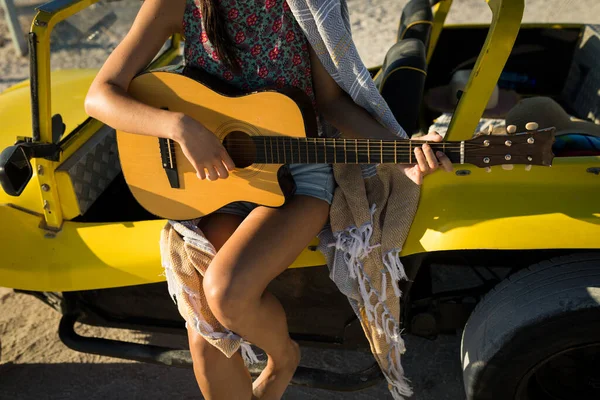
[[85, 0, 452, 398]]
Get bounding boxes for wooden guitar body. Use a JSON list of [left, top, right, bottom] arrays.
[[117, 70, 314, 220]]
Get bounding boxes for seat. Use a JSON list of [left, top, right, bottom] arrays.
[[397, 0, 434, 48], [374, 38, 428, 135]]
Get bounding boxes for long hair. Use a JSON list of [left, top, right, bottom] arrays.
[[197, 0, 239, 72]]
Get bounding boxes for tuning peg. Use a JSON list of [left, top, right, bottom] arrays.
[[506, 125, 517, 134], [526, 122, 539, 131]]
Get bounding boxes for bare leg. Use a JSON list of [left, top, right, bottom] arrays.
[[203, 195, 329, 400], [187, 213, 254, 400]]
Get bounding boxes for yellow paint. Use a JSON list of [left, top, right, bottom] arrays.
[[445, 0, 524, 142], [428, 0, 453, 63], [0, 204, 325, 291], [2, 154, 599, 291], [403, 156, 600, 254]]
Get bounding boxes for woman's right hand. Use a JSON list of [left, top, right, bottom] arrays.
[[172, 114, 236, 180]]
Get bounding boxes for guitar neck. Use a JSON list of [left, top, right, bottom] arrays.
[[250, 136, 465, 165]]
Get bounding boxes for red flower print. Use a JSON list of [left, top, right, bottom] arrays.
[[272, 19, 282, 33], [305, 86, 313, 96], [247, 13, 257, 26], [286, 30, 295, 42], [196, 57, 206, 67], [266, 0, 276, 10], [235, 31, 246, 44], [268, 46, 280, 61], [304, 67, 312, 77], [258, 66, 269, 78], [212, 50, 220, 61], [192, 8, 201, 18], [301, 43, 308, 52], [224, 71, 234, 81], [276, 77, 286, 88], [236, 58, 244, 68], [251, 44, 262, 56], [291, 78, 300, 87], [292, 54, 302, 66], [228, 8, 239, 20], [283, 1, 290, 11], [201, 31, 208, 44]]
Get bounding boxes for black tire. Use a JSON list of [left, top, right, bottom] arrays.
[[461, 253, 600, 400]]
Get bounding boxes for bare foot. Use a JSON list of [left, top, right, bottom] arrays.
[[252, 340, 300, 400]]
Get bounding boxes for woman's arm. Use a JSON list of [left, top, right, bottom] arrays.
[[309, 45, 452, 184], [85, 0, 234, 180]]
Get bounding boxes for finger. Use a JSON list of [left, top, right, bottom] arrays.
[[205, 165, 219, 181], [405, 164, 423, 185], [221, 150, 236, 171], [428, 131, 443, 142], [436, 151, 453, 172], [192, 162, 206, 180], [413, 147, 429, 174], [214, 161, 229, 179], [422, 143, 438, 170]]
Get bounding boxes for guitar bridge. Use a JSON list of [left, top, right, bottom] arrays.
[[159, 137, 180, 189]]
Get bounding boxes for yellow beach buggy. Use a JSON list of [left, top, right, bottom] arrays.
[[1, 0, 599, 398]]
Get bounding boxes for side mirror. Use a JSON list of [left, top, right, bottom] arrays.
[[0, 145, 33, 196]]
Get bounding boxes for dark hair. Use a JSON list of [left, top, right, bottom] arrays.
[[198, 0, 239, 72]]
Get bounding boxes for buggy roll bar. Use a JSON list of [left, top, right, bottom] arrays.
[[442, 0, 524, 141], [27, 0, 181, 229]]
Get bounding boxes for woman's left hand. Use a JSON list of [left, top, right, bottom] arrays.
[[400, 131, 453, 185]]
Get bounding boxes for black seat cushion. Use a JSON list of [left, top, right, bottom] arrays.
[[397, 0, 433, 47], [375, 39, 427, 135]]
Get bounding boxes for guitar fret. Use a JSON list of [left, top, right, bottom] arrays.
[[380, 140, 383, 164], [409, 140, 412, 164], [355, 140, 358, 164], [344, 139, 347, 163], [394, 142, 397, 164], [367, 139, 370, 163], [333, 138, 336, 163], [305, 138, 309, 164]]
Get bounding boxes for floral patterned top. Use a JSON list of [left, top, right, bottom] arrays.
[[182, 0, 316, 106]]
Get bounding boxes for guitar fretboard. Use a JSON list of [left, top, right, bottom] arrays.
[[249, 137, 464, 164]]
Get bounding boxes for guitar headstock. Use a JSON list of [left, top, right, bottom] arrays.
[[465, 127, 556, 168]]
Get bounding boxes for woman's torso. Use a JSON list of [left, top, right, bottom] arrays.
[[182, 0, 315, 104]]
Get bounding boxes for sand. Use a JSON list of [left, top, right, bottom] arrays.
[[1, 1, 599, 399]]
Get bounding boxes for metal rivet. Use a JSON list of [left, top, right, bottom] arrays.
[[505, 140, 512, 147], [527, 137, 535, 144], [37, 165, 44, 175], [483, 140, 490, 147], [526, 122, 539, 131], [505, 154, 512, 161], [41, 184, 50, 192], [527, 156, 533, 161], [483, 157, 490, 164]]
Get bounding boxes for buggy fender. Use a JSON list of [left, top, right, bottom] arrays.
[[402, 156, 600, 255]]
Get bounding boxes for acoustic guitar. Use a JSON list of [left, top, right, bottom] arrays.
[[116, 67, 555, 220]]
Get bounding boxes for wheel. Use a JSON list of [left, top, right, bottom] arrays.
[[461, 253, 600, 400]]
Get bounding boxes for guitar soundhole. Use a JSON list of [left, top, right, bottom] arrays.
[[223, 131, 256, 168]]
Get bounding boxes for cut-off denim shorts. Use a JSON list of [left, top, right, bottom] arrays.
[[215, 163, 335, 217]]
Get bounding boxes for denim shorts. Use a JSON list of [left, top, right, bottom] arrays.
[[215, 163, 335, 217]]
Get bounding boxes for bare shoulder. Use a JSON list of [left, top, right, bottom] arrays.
[[135, 0, 187, 36]]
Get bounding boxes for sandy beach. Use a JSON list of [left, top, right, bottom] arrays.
[[1, 1, 599, 399]]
